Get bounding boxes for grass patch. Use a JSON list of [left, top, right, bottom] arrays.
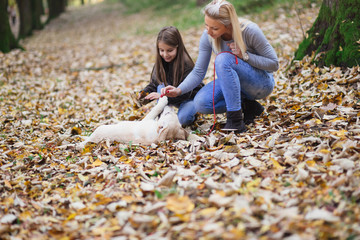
[[106, 0, 321, 32]]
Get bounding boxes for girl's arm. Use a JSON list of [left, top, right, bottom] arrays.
[[138, 70, 160, 101], [243, 23, 279, 72], [142, 71, 159, 94], [165, 31, 212, 97]]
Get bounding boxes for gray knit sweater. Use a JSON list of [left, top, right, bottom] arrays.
[[178, 22, 279, 95]]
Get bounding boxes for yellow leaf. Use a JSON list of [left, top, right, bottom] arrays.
[[58, 107, 67, 115], [260, 224, 271, 233], [229, 227, 245, 238], [330, 129, 347, 137], [166, 195, 194, 215], [54, 188, 65, 196], [306, 160, 316, 167], [198, 207, 218, 217], [92, 226, 121, 235], [119, 156, 132, 164], [96, 197, 112, 206], [215, 190, 226, 197], [78, 174, 89, 182], [67, 213, 77, 220], [95, 194, 104, 199], [247, 178, 261, 189], [25, 102, 32, 108], [175, 213, 191, 222], [92, 159, 103, 167], [317, 83, 328, 90], [82, 145, 94, 153], [4, 197, 14, 205], [314, 118, 322, 124], [332, 140, 346, 149], [329, 117, 346, 123], [4, 180, 12, 189], [291, 105, 301, 111], [314, 67, 320, 73], [271, 158, 284, 170], [122, 195, 135, 203], [319, 149, 331, 154], [19, 211, 32, 220]]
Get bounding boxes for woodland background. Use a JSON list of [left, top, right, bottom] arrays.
[[0, 0, 359, 239]]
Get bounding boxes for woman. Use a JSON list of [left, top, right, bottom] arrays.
[[161, 0, 279, 132]]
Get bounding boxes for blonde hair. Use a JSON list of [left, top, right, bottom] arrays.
[[204, 0, 248, 55]]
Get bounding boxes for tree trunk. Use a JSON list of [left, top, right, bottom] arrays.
[[0, 0, 22, 52], [47, 0, 67, 22], [31, 0, 44, 30], [17, 0, 33, 39], [294, 0, 360, 67], [40, 0, 45, 15]]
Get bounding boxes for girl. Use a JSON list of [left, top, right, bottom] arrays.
[[138, 26, 203, 126], [161, 0, 279, 133]]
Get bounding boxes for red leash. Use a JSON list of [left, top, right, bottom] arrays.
[[207, 51, 238, 135], [160, 51, 238, 135]]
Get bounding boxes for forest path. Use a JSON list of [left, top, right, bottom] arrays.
[[20, 1, 319, 90], [3, 3, 359, 240]]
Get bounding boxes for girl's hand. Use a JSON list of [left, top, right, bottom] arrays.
[[227, 42, 243, 59], [161, 86, 181, 97], [145, 92, 161, 100], [138, 91, 148, 100]]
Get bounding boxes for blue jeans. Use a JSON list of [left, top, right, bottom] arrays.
[[157, 85, 196, 126], [194, 52, 274, 114]]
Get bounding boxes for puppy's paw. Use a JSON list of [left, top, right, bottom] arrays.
[[158, 96, 168, 107]]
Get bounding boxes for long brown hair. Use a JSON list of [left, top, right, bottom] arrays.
[[152, 26, 194, 87]]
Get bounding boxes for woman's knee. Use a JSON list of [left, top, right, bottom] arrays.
[[214, 52, 234, 68], [194, 92, 211, 113]]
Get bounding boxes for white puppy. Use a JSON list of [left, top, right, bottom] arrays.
[[77, 97, 188, 149]]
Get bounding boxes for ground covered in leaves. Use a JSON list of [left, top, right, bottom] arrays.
[[1, 2, 360, 239]]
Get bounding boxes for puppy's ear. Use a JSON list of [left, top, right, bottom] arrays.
[[157, 121, 169, 134], [156, 121, 169, 142], [176, 128, 188, 140]]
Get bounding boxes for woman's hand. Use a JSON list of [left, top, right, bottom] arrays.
[[161, 86, 181, 98], [227, 42, 243, 59], [145, 92, 161, 100]]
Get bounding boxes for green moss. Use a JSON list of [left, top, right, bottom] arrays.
[[294, 0, 360, 67], [294, 37, 311, 60]]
